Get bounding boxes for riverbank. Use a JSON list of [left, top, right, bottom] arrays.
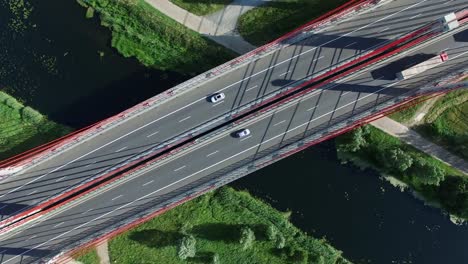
[[0, 91, 70, 160], [336, 125, 468, 220], [75, 187, 351, 264], [76, 0, 235, 74]]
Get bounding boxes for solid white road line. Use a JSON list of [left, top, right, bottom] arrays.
[[341, 91, 351, 96], [53, 222, 64, 228], [178, 116, 191, 123], [142, 180, 154, 186], [27, 190, 37, 195], [451, 50, 468, 60], [1, 0, 426, 202], [273, 120, 287, 126], [206, 150, 219, 157], [111, 195, 123, 201], [146, 131, 159, 138], [313, 56, 325, 62], [279, 71, 290, 77], [115, 147, 127, 153], [246, 85, 258, 91], [81, 209, 93, 215], [5, 83, 394, 263], [174, 165, 186, 172], [378, 27, 390, 33]]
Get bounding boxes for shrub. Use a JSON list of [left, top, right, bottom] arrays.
[[266, 224, 278, 241], [239, 226, 255, 250], [177, 235, 196, 260]]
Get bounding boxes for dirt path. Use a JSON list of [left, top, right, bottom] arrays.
[[96, 240, 110, 264]]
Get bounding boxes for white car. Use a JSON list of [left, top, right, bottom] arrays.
[[210, 92, 225, 103], [235, 128, 251, 138]]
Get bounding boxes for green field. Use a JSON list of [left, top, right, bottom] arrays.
[[238, 0, 347, 46], [336, 125, 468, 219], [76, 187, 351, 264], [77, 0, 236, 73], [0, 91, 70, 160], [170, 0, 232, 16]]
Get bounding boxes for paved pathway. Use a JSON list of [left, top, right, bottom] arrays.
[[371, 117, 468, 174], [145, 0, 260, 53], [96, 240, 111, 264]]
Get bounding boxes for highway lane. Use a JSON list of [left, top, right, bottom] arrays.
[[0, 0, 463, 222], [0, 28, 466, 263]]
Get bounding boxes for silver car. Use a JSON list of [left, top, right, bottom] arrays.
[[210, 92, 225, 103], [235, 128, 251, 138]]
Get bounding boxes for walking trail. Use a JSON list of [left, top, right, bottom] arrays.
[[96, 240, 111, 264], [145, 0, 265, 53], [371, 117, 468, 174]]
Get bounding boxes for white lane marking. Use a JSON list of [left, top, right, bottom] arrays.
[[246, 85, 258, 92], [53, 222, 64, 228], [279, 71, 290, 77], [55, 177, 65, 183], [378, 27, 390, 33], [3, 80, 390, 262], [27, 190, 37, 195], [30, 235, 37, 239], [240, 135, 252, 142], [312, 56, 325, 62], [307, 105, 318, 112], [111, 195, 123, 201], [273, 120, 286, 126], [81, 209, 93, 215], [174, 165, 186, 172], [451, 50, 468, 60], [212, 101, 225, 107], [409, 13, 422, 19], [444, 0, 454, 4], [0, 205, 8, 210], [0, 0, 428, 203], [115, 147, 127, 153], [0, 250, 6, 254], [146, 131, 159, 138], [344, 42, 356, 48], [341, 91, 351, 96], [142, 180, 154, 186], [206, 150, 219, 157], [178, 116, 191, 123]]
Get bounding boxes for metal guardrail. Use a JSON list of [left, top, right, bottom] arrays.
[[0, 0, 390, 180]]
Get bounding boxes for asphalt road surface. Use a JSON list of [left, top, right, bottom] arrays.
[[0, 25, 466, 263], [0, 0, 463, 224]]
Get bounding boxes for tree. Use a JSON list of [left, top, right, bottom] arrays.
[[412, 157, 445, 186], [211, 253, 220, 264], [179, 222, 193, 235], [177, 235, 196, 260], [266, 224, 278, 241], [438, 176, 468, 218], [387, 147, 413, 172], [239, 226, 255, 250], [337, 127, 368, 153], [276, 233, 286, 249]]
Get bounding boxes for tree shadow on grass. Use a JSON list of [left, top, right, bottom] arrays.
[[192, 223, 241, 243], [129, 229, 181, 248], [187, 251, 215, 263]]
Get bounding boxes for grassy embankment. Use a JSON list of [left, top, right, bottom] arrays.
[[170, 0, 232, 16], [336, 125, 468, 221], [237, 0, 347, 46], [77, 0, 236, 74], [75, 187, 351, 264], [0, 92, 70, 161]]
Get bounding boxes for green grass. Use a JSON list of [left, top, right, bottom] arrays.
[[238, 0, 347, 46], [78, 0, 236, 74], [77, 187, 351, 264], [336, 125, 467, 219], [75, 249, 100, 264], [0, 91, 71, 161], [170, 0, 232, 16], [389, 101, 424, 124]]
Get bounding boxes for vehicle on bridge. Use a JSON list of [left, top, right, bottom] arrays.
[[210, 92, 225, 103], [396, 52, 448, 80], [235, 128, 251, 138]]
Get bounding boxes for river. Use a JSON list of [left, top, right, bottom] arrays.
[[1, 1, 467, 263]]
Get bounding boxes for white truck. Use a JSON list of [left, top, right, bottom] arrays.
[[396, 52, 448, 80], [442, 12, 459, 31]]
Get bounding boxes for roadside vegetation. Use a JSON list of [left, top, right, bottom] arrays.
[[77, 0, 236, 74], [75, 249, 99, 264], [75, 187, 351, 264], [0, 91, 70, 160], [238, 0, 347, 46], [336, 125, 468, 220], [415, 90, 468, 160], [170, 0, 232, 16]]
